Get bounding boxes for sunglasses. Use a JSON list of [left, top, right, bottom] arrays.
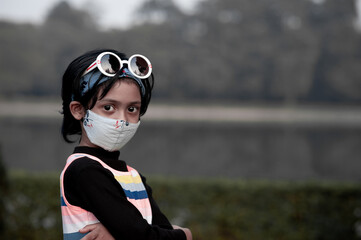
[[82, 52, 152, 79]]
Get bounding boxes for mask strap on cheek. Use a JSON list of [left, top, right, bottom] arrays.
[[81, 109, 91, 124]]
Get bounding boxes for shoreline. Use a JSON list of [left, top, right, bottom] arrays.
[[1, 100, 361, 126]]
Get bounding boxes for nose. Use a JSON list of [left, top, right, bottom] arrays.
[[114, 109, 128, 122]]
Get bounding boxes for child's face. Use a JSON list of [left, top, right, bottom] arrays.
[[91, 79, 141, 123]]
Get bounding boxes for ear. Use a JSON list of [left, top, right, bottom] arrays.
[[69, 101, 85, 120]]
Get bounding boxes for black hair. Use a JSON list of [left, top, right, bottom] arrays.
[[61, 49, 154, 143]]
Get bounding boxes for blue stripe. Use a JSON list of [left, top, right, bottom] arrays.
[[63, 232, 87, 240], [123, 189, 148, 200], [60, 196, 66, 206]]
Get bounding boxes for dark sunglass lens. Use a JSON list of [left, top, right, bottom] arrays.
[[130, 56, 149, 76], [101, 54, 120, 74]]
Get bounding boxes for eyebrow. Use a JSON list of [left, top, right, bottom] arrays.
[[99, 98, 141, 105], [129, 101, 142, 105]]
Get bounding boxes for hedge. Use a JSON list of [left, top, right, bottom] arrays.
[[2, 172, 361, 240], [0, 147, 7, 238]]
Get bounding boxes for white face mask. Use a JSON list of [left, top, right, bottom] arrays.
[[83, 110, 140, 152]]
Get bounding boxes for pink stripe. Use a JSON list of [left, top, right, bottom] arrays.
[[62, 212, 98, 225], [127, 198, 152, 217], [127, 198, 151, 208], [61, 206, 87, 216], [135, 208, 152, 217], [63, 213, 88, 225]]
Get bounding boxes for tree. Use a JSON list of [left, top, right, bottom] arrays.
[[44, 1, 96, 30]]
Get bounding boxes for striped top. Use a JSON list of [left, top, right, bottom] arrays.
[[60, 153, 152, 240]]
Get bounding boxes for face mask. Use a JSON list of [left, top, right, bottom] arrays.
[[83, 110, 140, 152]]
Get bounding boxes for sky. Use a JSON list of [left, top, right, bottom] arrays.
[[1, 0, 361, 30], [0, 0, 202, 30]]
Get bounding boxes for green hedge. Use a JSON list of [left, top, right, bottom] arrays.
[[2, 172, 61, 240], [2, 173, 361, 240], [0, 147, 7, 238]]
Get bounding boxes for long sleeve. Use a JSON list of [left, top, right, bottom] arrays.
[[63, 157, 186, 240]]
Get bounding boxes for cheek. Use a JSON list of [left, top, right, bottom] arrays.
[[127, 114, 140, 123], [126, 108, 141, 122]]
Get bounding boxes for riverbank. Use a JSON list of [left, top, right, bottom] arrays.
[[1, 100, 361, 127]]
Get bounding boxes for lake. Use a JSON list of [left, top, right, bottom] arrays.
[[1, 107, 361, 181]]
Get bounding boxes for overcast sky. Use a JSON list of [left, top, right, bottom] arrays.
[[0, 0, 360, 30], [0, 0, 202, 29]]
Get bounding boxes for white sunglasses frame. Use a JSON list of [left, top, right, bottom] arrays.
[[82, 52, 152, 79]]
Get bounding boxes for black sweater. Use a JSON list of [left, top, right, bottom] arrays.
[[63, 146, 185, 240]]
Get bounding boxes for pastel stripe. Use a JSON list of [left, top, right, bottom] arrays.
[[62, 212, 98, 224], [61, 196, 66, 206], [120, 182, 146, 191], [63, 232, 87, 240], [114, 175, 142, 184], [63, 219, 99, 234], [127, 198, 152, 217], [127, 198, 151, 208], [123, 189, 148, 200], [63, 222, 84, 234], [61, 206, 86, 217]]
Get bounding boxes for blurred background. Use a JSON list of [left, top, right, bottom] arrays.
[[2, 0, 361, 239], [0, 0, 361, 181]]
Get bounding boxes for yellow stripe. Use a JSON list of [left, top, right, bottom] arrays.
[[114, 174, 142, 184]]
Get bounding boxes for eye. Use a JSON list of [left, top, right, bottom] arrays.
[[103, 105, 114, 111], [128, 106, 138, 113]]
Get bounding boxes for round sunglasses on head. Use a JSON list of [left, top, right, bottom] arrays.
[[82, 52, 152, 79]]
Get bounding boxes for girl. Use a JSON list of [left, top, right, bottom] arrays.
[[60, 49, 192, 240]]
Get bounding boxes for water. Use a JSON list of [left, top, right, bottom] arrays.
[[0, 117, 360, 181]]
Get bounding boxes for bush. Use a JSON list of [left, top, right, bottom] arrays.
[[3, 172, 61, 240], [2, 173, 361, 240], [152, 178, 361, 240], [0, 146, 8, 239]]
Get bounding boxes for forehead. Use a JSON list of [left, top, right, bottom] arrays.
[[98, 78, 141, 101]]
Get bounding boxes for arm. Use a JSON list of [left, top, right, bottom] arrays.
[[79, 172, 192, 240], [64, 158, 186, 240], [173, 226, 192, 240], [79, 223, 192, 240]]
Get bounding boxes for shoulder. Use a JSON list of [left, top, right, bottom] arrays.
[[67, 156, 104, 173], [64, 156, 114, 183], [63, 156, 119, 195]]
